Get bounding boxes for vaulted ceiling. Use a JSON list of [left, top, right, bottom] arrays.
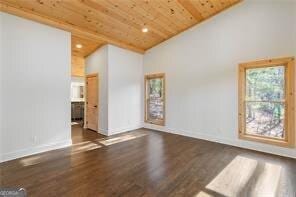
[[0, 0, 241, 55], [72, 35, 105, 57]]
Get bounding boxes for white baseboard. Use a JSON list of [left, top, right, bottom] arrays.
[[108, 124, 143, 136], [144, 124, 296, 159], [0, 139, 72, 163]]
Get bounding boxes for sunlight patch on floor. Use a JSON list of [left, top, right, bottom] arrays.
[[19, 132, 146, 167], [194, 191, 214, 197], [71, 141, 102, 154], [249, 162, 282, 196], [147, 136, 165, 183], [20, 156, 42, 167], [98, 133, 147, 146], [205, 155, 258, 196], [195, 155, 282, 197], [19, 141, 103, 166]]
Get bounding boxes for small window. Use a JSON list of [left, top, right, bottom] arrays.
[[145, 73, 165, 126], [238, 57, 295, 147]]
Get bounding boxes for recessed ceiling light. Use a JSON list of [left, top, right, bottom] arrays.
[[142, 27, 148, 33], [76, 44, 83, 49]]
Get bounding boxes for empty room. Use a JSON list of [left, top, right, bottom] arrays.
[[0, 0, 296, 196]]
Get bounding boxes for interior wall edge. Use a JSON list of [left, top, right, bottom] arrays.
[[97, 128, 108, 136]]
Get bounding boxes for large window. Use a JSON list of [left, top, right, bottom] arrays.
[[238, 57, 295, 147], [145, 73, 165, 126]]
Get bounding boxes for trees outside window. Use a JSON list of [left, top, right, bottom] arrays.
[[145, 73, 165, 126]]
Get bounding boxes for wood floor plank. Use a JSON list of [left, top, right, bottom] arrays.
[[1, 125, 295, 197]]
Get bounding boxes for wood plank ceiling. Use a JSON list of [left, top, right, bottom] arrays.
[[72, 35, 105, 57], [0, 0, 241, 55]]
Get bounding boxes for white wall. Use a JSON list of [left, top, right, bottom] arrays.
[[143, 1, 296, 158], [108, 45, 143, 135], [0, 13, 3, 158], [85, 46, 109, 135], [0, 12, 72, 162], [85, 45, 143, 135]]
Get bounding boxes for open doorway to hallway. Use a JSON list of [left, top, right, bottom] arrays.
[[71, 76, 85, 127], [71, 34, 100, 137]]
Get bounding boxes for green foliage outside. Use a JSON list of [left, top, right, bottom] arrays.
[[149, 78, 162, 98], [246, 66, 285, 138], [148, 78, 164, 119], [246, 66, 285, 101]]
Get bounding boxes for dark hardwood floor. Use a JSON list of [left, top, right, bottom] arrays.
[[1, 125, 296, 197]]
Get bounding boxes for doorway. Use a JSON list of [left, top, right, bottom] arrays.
[[71, 77, 85, 126], [85, 73, 99, 131]]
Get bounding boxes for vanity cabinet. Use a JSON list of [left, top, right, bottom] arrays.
[[71, 102, 84, 121]]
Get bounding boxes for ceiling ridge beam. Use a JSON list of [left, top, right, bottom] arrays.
[[0, 1, 145, 54]]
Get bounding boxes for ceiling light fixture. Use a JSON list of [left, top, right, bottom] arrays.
[[142, 27, 148, 33], [76, 44, 83, 49]]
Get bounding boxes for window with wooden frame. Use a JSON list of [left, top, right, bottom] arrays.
[[238, 57, 295, 147], [145, 73, 165, 126]]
